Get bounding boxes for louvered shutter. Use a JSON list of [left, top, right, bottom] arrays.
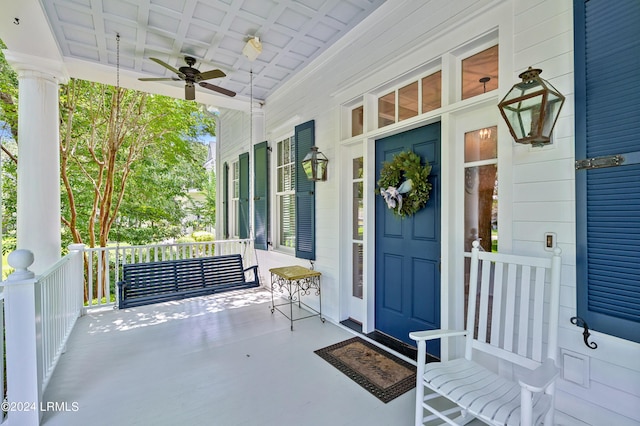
[[222, 162, 229, 239], [254, 141, 269, 250], [295, 120, 315, 260], [238, 152, 250, 239], [575, 0, 640, 343]]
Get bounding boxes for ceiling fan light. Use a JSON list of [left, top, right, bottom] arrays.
[[243, 36, 262, 62]]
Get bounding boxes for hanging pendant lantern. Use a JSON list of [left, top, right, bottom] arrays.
[[498, 67, 565, 147], [302, 146, 328, 181]]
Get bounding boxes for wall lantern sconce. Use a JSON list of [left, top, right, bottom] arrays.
[[302, 146, 328, 181], [498, 67, 565, 147]]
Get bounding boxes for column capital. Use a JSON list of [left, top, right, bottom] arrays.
[[3, 49, 69, 84]]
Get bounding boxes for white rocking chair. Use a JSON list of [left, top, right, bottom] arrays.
[[410, 241, 562, 426]]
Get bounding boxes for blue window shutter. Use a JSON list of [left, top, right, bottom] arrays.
[[575, 0, 640, 343], [295, 120, 315, 260], [254, 141, 269, 250], [222, 162, 229, 239], [238, 153, 250, 239]]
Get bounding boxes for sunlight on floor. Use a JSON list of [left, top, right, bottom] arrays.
[[87, 288, 274, 333]]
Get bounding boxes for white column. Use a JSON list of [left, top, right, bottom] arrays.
[[4, 51, 68, 274], [4, 249, 42, 426]]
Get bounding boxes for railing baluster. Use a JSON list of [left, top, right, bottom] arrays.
[[0, 292, 5, 414], [81, 239, 254, 311]]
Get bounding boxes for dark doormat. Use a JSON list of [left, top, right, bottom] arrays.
[[314, 337, 416, 403]]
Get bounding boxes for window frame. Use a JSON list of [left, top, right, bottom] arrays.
[[230, 159, 239, 238], [275, 135, 296, 253]]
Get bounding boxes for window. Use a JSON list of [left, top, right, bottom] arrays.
[[575, 0, 640, 343], [378, 92, 395, 128], [377, 70, 443, 129], [352, 157, 364, 299], [464, 126, 498, 252], [422, 71, 441, 113], [398, 81, 419, 121], [351, 106, 364, 136], [222, 162, 229, 239], [461, 45, 498, 100], [463, 126, 498, 318], [230, 160, 239, 238], [276, 136, 295, 249]]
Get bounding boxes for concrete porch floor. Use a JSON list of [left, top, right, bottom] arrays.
[[41, 288, 417, 426], [41, 287, 586, 426]]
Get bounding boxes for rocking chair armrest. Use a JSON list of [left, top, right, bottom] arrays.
[[519, 358, 560, 393], [409, 329, 467, 342]]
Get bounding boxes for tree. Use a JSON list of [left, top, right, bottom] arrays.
[[59, 79, 216, 250], [0, 39, 18, 144], [0, 41, 19, 255], [59, 79, 216, 301], [1, 40, 218, 300]]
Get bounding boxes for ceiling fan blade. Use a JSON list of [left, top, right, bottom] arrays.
[[199, 81, 236, 97], [185, 84, 196, 101], [198, 69, 226, 81], [138, 77, 181, 81], [150, 58, 183, 77]]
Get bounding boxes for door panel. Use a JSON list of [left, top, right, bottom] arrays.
[[375, 123, 441, 355]]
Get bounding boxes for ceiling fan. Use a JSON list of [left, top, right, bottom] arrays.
[[139, 56, 236, 100]]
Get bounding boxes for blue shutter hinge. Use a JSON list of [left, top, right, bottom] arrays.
[[570, 316, 598, 349], [575, 154, 624, 170]]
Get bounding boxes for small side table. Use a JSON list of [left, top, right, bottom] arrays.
[[270, 265, 324, 330]]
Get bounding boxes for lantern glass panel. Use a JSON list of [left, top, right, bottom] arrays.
[[502, 91, 546, 141], [316, 159, 328, 180], [302, 157, 314, 180], [541, 91, 564, 137]]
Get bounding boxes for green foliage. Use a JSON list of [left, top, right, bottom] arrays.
[[192, 230, 214, 242], [377, 151, 432, 217], [0, 40, 217, 250], [176, 235, 196, 243], [1, 140, 17, 236], [59, 78, 217, 247], [2, 237, 16, 255], [0, 39, 19, 141]]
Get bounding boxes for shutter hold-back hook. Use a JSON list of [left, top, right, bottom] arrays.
[[570, 316, 598, 349]]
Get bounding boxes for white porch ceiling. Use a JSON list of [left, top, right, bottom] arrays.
[[0, 0, 386, 109]]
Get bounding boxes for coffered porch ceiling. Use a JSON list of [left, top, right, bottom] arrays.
[[0, 0, 386, 110]]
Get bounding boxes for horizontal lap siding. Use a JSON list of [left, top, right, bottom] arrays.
[[513, 0, 640, 424]]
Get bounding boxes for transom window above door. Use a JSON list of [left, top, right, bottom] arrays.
[[377, 70, 442, 129], [461, 45, 499, 100]]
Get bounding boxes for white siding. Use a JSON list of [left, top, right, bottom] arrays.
[[216, 109, 250, 239], [216, 0, 640, 423]]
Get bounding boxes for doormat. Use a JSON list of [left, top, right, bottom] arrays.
[[314, 337, 416, 403]]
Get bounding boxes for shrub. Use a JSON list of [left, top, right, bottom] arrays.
[[192, 231, 214, 242]]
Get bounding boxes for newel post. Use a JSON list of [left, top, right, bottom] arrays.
[[68, 243, 87, 316], [4, 249, 43, 426]]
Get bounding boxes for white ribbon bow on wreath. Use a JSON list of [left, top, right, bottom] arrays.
[[380, 179, 413, 211]]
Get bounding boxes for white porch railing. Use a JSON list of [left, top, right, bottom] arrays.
[[36, 245, 85, 391], [1, 245, 85, 426], [0, 239, 255, 425], [0, 291, 6, 425], [84, 239, 256, 309]]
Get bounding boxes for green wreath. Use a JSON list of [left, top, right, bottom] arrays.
[[377, 151, 432, 217]]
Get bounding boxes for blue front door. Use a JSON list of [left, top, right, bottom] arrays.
[[375, 123, 441, 356]]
